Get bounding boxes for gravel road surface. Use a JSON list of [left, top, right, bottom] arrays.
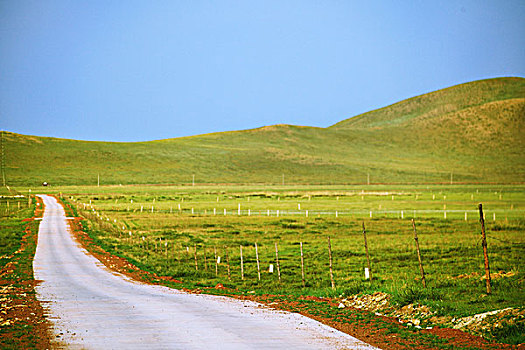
[[33, 195, 378, 349]]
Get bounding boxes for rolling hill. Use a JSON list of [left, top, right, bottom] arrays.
[[3, 77, 525, 186]]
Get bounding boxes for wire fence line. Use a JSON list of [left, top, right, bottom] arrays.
[[76, 200, 524, 223]]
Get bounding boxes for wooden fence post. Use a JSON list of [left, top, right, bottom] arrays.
[[362, 222, 372, 280], [300, 242, 305, 287], [479, 204, 492, 294], [203, 246, 208, 271], [225, 246, 231, 281], [164, 241, 168, 269], [275, 242, 281, 282], [255, 243, 261, 281], [240, 245, 244, 280], [328, 237, 335, 290], [411, 219, 426, 287], [214, 246, 218, 276], [194, 244, 198, 271]]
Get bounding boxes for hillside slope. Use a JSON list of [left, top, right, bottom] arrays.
[[4, 77, 525, 186]]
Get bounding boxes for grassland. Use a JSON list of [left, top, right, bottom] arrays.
[[34, 184, 522, 316], [34, 183, 521, 345], [4, 182, 522, 346], [4, 77, 525, 186]]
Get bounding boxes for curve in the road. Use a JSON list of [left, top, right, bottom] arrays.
[[33, 195, 378, 349]]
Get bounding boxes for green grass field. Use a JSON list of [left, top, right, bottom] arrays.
[[33, 183, 524, 321], [4, 77, 525, 186]]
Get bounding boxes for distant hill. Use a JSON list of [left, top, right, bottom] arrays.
[[4, 77, 524, 186]]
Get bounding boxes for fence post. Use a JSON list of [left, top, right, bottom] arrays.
[[214, 246, 218, 276], [194, 244, 198, 271], [225, 246, 231, 280], [300, 242, 305, 287], [240, 245, 244, 280], [165, 241, 168, 269], [275, 242, 281, 282], [479, 204, 492, 294], [362, 222, 372, 280], [203, 245, 208, 271], [411, 219, 426, 287], [255, 243, 261, 281], [328, 237, 335, 290]]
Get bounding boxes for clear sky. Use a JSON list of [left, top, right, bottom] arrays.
[[1, 1, 524, 142]]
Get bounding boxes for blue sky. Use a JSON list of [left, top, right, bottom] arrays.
[[1, 1, 524, 142]]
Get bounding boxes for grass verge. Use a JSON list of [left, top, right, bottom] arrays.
[[0, 195, 50, 349]]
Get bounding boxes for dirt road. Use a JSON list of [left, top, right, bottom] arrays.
[[33, 195, 378, 349]]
